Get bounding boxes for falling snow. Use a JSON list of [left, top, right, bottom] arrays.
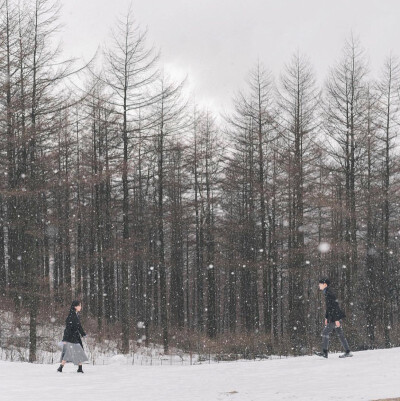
[[318, 242, 331, 253]]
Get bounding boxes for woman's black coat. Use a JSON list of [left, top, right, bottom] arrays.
[[62, 309, 86, 347], [324, 287, 346, 323]]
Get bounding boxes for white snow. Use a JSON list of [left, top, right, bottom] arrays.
[[318, 242, 331, 253], [0, 348, 399, 401]]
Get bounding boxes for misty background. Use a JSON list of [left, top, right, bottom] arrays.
[[59, 0, 400, 112]]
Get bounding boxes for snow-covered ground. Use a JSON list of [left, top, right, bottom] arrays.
[[0, 347, 399, 401]]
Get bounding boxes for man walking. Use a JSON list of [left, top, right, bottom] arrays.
[[315, 278, 352, 358]]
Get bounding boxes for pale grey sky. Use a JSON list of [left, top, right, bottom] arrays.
[[59, 0, 400, 112]]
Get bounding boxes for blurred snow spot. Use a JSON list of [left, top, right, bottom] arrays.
[[318, 242, 331, 253]]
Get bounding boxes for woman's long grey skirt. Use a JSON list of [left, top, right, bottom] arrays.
[[60, 342, 88, 365]]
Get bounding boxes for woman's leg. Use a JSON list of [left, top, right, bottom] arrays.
[[58, 349, 67, 371], [57, 360, 66, 372]]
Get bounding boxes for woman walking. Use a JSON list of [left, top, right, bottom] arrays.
[[57, 300, 88, 373]]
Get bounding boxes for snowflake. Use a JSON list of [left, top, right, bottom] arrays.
[[318, 242, 331, 253]]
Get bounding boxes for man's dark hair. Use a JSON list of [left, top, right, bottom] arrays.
[[319, 278, 331, 286]]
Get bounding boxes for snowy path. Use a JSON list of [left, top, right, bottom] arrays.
[[0, 348, 399, 401]]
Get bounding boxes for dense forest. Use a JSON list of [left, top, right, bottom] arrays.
[[1, 0, 399, 362]]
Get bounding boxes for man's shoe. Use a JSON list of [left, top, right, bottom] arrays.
[[339, 351, 353, 358], [314, 350, 328, 358]]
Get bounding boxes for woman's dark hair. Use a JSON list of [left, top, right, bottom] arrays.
[[70, 300, 81, 312]]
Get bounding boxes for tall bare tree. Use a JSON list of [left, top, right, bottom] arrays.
[[376, 55, 400, 347], [278, 53, 320, 352], [100, 8, 158, 353], [323, 36, 368, 308]]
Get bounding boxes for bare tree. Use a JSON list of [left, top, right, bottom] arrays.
[[323, 36, 368, 308], [376, 55, 400, 346], [100, 8, 159, 353], [278, 53, 320, 352], [151, 74, 187, 351]]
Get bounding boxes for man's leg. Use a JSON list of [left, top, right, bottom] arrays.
[[322, 322, 336, 351], [335, 324, 350, 352]]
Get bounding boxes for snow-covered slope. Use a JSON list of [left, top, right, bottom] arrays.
[[0, 347, 399, 401]]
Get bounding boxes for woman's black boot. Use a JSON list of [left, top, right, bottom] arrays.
[[77, 365, 84, 373], [57, 364, 63, 372]]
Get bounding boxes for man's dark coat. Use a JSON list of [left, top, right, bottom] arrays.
[[324, 287, 346, 323]]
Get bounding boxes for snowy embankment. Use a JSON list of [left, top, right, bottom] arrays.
[[0, 348, 399, 401]]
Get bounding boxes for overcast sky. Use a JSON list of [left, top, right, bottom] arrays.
[[59, 0, 400, 112]]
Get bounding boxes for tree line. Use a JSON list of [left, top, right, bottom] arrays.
[[1, 0, 399, 361]]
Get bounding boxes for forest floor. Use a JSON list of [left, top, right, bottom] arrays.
[[0, 347, 399, 400]]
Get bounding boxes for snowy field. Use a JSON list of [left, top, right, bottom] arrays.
[[0, 347, 399, 401]]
